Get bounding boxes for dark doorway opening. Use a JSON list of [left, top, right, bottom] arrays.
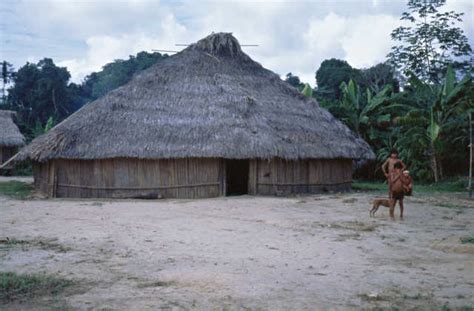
[[226, 160, 249, 196]]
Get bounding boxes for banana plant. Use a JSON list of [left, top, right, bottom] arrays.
[[396, 65, 473, 182], [301, 83, 313, 98], [338, 79, 394, 141]]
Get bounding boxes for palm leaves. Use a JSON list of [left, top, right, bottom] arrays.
[[394, 65, 473, 181], [333, 65, 472, 182], [338, 79, 394, 141]]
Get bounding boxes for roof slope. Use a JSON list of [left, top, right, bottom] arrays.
[[17, 33, 374, 162], [0, 110, 24, 147]]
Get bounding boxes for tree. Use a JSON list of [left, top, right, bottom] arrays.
[[82, 51, 167, 102], [7, 59, 76, 139], [285, 72, 304, 89], [337, 79, 393, 141], [315, 59, 359, 100], [358, 63, 399, 94], [1, 61, 14, 106], [395, 66, 473, 182], [387, 0, 472, 84]]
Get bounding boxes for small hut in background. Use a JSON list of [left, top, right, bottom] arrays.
[[0, 110, 24, 166], [14, 33, 374, 198]]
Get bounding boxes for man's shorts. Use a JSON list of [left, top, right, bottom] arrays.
[[392, 192, 404, 200]]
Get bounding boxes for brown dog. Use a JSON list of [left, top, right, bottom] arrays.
[[370, 198, 394, 217]]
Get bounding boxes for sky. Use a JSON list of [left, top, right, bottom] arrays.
[[1, 0, 473, 86]]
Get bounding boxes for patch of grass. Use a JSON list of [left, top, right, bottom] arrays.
[[0, 238, 71, 253], [353, 178, 467, 193], [352, 181, 387, 192], [460, 236, 474, 244], [435, 203, 473, 209], [0, 272, 72, 303], [342, 198, 358, 203], [402, 293, 424, 300], [0, 181, 33, 199], [136, 280, 175, 288], [0, 238, 29, 246]]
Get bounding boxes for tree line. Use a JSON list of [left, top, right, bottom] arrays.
[[0, 52, 168, 140], [290, 0, 473, 182], [1, 0, 472, 182]]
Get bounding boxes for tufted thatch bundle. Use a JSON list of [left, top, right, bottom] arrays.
[[17, 32, 374, 162], [0, 110, 24, 147]]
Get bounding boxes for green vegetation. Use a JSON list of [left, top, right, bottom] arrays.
[[0, 238, 72, 253], [1, 51, 167, 141], [387, 0, 472, 84], [353, 179, 467, 193], [1, 0, 471, 184], [460, 236, 474, 244], [0, 272, 72, 303], [402, 293, 424, 300], [441, 304, 474, 311], [0, 181, 33, 199], [435, 203, 473, 209], [136, 280, 175, 288]]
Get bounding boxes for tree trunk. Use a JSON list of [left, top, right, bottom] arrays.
[[430, 143, 439, 183], [438, 158, 443, 180], [52, 88, 58, 115]]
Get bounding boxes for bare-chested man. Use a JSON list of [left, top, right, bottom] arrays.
[[382, 148, 405, 198], [389, 162, 406, 219]]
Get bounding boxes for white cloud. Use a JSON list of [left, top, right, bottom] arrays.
[[342, 15, 401, 68], [3, 0, 473, 87], [58, 13, 189, 82]]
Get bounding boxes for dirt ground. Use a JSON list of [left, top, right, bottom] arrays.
[[1, 187, 473, 310]]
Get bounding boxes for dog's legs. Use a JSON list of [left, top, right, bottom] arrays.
[[370, 202, 378, 217]]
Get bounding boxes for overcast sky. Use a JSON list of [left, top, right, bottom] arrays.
[[1, 0, 472, 86]]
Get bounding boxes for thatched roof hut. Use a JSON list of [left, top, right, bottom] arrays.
[[16, 32, 374, 198], [0, 110, 24, 165]]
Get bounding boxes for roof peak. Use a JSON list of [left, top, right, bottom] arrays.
[[191, 32, 242, 57]]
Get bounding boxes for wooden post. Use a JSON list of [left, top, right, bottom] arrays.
[[469, 112, 473, 198], [220, 159, 227, 196], [248, 160, 257, 195], [48, 161, 56, 198]]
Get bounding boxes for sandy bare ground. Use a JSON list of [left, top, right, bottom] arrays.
[[0, 176, 33, 183], [1, 190, 473, 310]]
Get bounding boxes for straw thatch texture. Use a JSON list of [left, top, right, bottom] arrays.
[[0, 110, 24, 147], [17, 32, 374, 162]]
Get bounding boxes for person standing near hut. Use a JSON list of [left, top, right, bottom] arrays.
[[382, 149, 405, 198], [389, 162, 406, 219]]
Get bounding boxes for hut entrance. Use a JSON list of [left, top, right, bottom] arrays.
[[226, 159, 249, 195]]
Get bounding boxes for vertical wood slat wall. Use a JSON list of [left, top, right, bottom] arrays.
[[33, 157, 353, 198], [35, 158, 220, 199], [251, 158, 352, 196]]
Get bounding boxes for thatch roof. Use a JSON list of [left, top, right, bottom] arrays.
[[16, 33, 374, 162], [0, 110, 24, 147]]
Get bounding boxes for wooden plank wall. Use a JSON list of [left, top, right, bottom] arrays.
[[32, 157, 353, 198], [32, 161, 49, 194], [253, 158, 352, 196], [35, 158, 221, 199]]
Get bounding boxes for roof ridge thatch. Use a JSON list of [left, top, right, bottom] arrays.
[[16, 32, 375, 162], [0, 110, 25, 147]]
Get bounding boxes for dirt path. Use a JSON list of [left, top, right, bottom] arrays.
[[1, 192, 473, 310]]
